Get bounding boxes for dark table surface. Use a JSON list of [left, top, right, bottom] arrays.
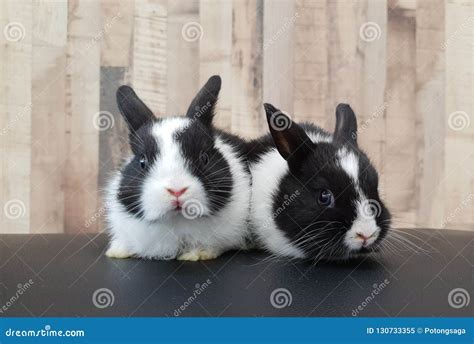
[[0, 229, 472, 317]]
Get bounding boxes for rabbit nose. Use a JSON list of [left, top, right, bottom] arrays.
[[166, 187, 188, 197], [356, 231, 375, 241]]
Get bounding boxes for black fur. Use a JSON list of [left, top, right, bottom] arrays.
[[256, 104, 391, 260]]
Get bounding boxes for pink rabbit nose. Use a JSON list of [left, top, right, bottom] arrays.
[[356, 231, 375, 242], [166, 187, 188, 197]]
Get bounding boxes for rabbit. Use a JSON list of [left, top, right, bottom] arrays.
[[104, 75, 251, 261], [247, 103, 391, 261]]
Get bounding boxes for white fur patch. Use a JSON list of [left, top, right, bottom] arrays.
[[337, 147, 359, 182], [249, 148, 306, 259]]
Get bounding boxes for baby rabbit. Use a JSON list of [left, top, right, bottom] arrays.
[[247, 103, 391, 260], [105, 76, 251, 261]]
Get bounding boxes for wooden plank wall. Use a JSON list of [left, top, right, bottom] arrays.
[[0, 0, 472, 234]]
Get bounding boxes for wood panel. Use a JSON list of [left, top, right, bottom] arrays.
[[384, 3, 416, 227], [30, 0, 68, 233], [415, 0, 446, 228], [262, 0, 296, 115], [443, 0, 474, 230], [166, 0, 199, 116], [231, 0, 264, 138], [64, 0, 101, 233], [0, 0, 473, 233], [131, 0, 167, 115], [200, 0, 233, 130], [0, 0, 33, 234]]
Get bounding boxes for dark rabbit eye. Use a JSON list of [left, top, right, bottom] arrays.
[[318, 189, 335, 208], [139, 155, 148, 169], [199, 151, 209, 165]]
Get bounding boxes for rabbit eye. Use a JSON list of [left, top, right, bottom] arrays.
[[139, 155, 148, 169], [318, 189, 335, 208], [199, 151, 209, 165]]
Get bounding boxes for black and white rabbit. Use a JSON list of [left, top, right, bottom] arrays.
[[105, 76, 251, 261], [247, 103, 391, 260]]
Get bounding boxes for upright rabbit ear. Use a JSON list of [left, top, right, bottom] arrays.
[[186, 75, 221, 127], [264, 103, 314, 171], [116, 85, 155, 132], [333, 103, 358, 147]]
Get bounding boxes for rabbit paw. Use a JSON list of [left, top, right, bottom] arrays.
[[105, 242, 132, 259], [177, 249, 220, 261]]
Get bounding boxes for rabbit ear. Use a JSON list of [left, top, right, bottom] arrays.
[[333, 103, 358, 147], [186, 75, 221, 127], [264, 103, 314, 171], [116, 85, 155, 132]]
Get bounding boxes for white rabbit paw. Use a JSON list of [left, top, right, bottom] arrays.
[[105, 242, 132, 259], [177, 249, 220, 261]]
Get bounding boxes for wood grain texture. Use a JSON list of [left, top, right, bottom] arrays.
[[443, 0, 474, 230], [166, 0, 199, 116], [263, 0, 296, 115], [64, 0, 101, 233], [100, 0, 134, 67], [231, 0, 264, 138], [384, 4, 416, 227], [200, 0, 233, 130], [131, 0, 167, 116], [415, 0, 446, 228], [30, 0, 68, 233], [0, 0, 33, 234], [0, 0, 473, 233]]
